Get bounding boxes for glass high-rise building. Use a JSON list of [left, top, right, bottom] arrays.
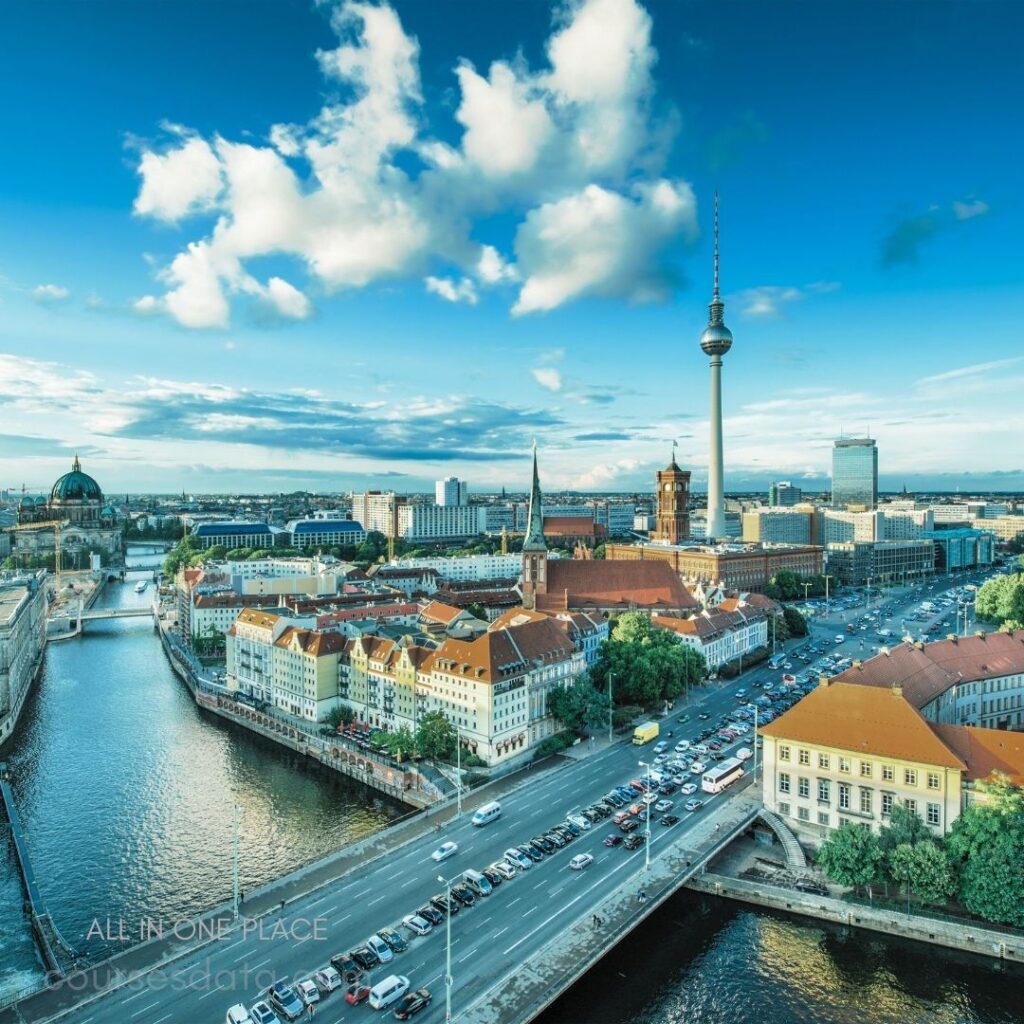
[[832, 438, 878, 509]]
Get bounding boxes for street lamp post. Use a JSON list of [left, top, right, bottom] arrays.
[[232, 802, 241, 921], [607, 671, 613, 744], [455, 733, 462, 819], [824, 574, 834, 618], [638, 760, 652, 872], [438, 874, 454, 1022], [752, 705, 760, 779]]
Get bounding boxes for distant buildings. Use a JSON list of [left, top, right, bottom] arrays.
[[350, 491, 485, 541], [0, 571, 47, 746], [831, 437, 878, 509], [192, 522, 279, 550], [286, 519, 366, 549], [652, 604, 768, 670], [387, 553, 523, 581], [743, 508, 815, 545], [825, 538, 936, 585], [435, 476, 468, 506], [768, 481, 803, 507]]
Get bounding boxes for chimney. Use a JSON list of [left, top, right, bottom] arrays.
[[891, 683, 903, 698], [947, 634, 957, 643], [914, 641, 924, 650], [853, 659, 862, 669], [818, 674, 830, 688], [975, 630, 987, 639]]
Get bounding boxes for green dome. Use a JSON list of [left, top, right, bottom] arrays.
[[51, 456, 103, 503]]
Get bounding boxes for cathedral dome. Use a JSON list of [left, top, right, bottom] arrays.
[[50, 456, 103, 503]]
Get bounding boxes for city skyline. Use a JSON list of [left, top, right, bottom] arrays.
[[1, 0, 1022, 494]]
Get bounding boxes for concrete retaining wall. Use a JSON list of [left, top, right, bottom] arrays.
[[688, 872, 1022, 961]]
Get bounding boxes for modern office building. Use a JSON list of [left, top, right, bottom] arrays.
[[742, 508, 814, 545], [286, 519, 367, 549], [768, 481, 803, 507], [831, 437, 878, 509], [191, 522, 281, 549], [435, 477, 469, 506], [924, 528, 995, 572], [825, 539, 935, 585]]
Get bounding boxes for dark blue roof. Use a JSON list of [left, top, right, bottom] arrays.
[[290, 520, 365, 534], [193, 523, 273, 537]]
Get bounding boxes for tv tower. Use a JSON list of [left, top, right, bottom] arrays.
[[700, 193, 733, 542]]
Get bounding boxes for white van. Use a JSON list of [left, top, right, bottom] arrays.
[[368, 975, 410, 1010], [471, 801, 501, 827], [464, 868, 493, 896]]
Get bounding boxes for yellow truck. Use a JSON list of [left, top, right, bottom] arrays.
[[632, 721, 659, 745]]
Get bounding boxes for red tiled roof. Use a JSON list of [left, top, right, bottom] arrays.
[[275, 627, 346, 656], [833, 632, 1024, 708], [420, 600, 466, 625], [536, 559, 697, 612], [931, 724, 1024, 787], [543, 516, 596, 537]]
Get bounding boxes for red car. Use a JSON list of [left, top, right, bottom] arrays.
[[706, 741, 722, 751], [345, 984, 371, 1006], [629, 779, 648, 792]]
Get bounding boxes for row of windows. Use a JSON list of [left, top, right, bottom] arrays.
[[778, 776, 943, 826], [779, 746, 941, 789]]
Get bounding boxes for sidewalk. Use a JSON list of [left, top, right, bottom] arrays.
[[0, 753, 576, 1024]]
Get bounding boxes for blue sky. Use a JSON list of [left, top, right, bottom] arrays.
[[1, 0, 1022, 496]]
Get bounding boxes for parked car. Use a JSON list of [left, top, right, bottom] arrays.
[[248, 1002, 280, 1024], [689, 761, 706, 774], [521, 842, 544, 862], [482, 868, 504, 888], [227, 1005, 255, 1024], [492, 860, 517, 879], [314, 968, 342, 994], [350, 946, 379, 971], [378, 928, 409, 954], [329, 953, 359, 980], [431, 841, 459, 863], [267, 981, 304, 1022], [429, 893, 460, 915], [296, 979, 320, 1006], [451, 883, 476, 907], [402, 915, 432, 937], [569, 853, 594, 870], [416, 905, 444, 926], [367, 934, 395, 962]]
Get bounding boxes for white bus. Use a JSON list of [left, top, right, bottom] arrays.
[[701, 757, 744, 794]]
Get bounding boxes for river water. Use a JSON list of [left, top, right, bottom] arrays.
[[0, 549, 399, 1000], [3, 551, 1022, 1019]]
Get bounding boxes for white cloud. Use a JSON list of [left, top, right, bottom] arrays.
[[531, 367, 563, 391], [133, 135, 224, 223], [425, 275, 478, 305], [952, 199, 989, 221], [734, 285, 803, 318], [476, 245, 517, 285], [571, 457, 640, 490], [264, 277, 312, 320], [131, 0, 695, 327], [132, 295, 162, 315], [454, 61, 554, 177], [32, 283, 71, 302], [512, 180, 696, 315]]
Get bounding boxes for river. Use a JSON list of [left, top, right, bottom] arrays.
[[2, 550, 1022, 1019], [0, 548, 400, 1001]]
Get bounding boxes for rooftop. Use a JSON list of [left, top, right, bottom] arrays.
[[537, 559, 697, 613]]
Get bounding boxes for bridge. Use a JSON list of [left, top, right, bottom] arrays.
[[79, 606, 154, 622], [0, 764, 82, 984]]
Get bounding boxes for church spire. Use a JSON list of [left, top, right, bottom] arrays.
[[523, 440, 546, 552], [72, 454, 81, 473]]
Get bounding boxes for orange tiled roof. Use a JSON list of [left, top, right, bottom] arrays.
[[833, 632, 1024, 708], [543, 516, 595, 537], [420, 600, 465, 625], [274, 627, 346, 656], [234, 608, 281, 629], [431, 617, 577, 684], [759, 681, 965, 769], [537, 559, 697, 612], [930, 724, 1024, 786]]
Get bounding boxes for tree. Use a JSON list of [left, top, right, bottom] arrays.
[[206, 545, 228, 560], [816, 823, 884, 898], [547, 676, 612, 734], [464, 602, 488, 621], [888, 842, 918, 913], [946, 772, 1024, 926], [975, 573, 1024, 629], [415, 710, 457, 762], [782, 606, 808, 637], [373, 726, 417, 762], [907, 840, 955, 905], [769, 612, 791, 645], [592, 613, 708, 707], [879, 803, 930, 856], [322, 704, 355, 729]]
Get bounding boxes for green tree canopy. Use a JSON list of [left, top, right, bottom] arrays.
[[372, 726, 418, 762], [975, 573, 1024, 629], [879, 803, 930, 857], [591, 612, 707, 706], [547, 675, 613, 735], [816, 822, 884, 895], [946, 773, 1024, 926], [415, 710, 457, 762], [782, 606, 809, 637]]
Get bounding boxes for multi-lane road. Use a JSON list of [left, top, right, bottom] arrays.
[[52, 670, 777, 1024], [41, 569, 1005, 1024]]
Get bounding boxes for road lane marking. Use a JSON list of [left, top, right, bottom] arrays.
[[401, 878, 417, 888], [354, 887, 371, 898], [130, 999, 162, 1017], [324, 904, 339, 914], [153, 1015, 173, 1024], [368, 895, 386, 906], [458, 946, 478, 964], [492, 926, 508, 939], [507, 897, 521, 906], [121, 987, 149, 1003]]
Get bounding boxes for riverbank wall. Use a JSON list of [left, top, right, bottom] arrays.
[[156, 625, 438, 808], [687, 871, 1023, 963]]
